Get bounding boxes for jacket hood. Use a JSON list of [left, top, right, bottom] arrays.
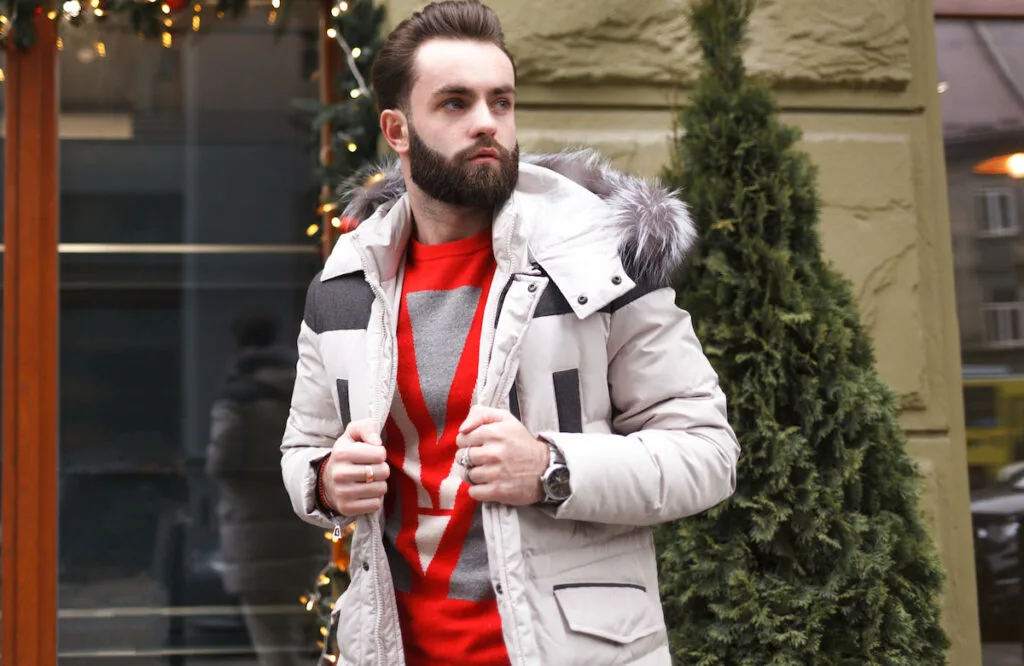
[[336, 148, 696, 287]]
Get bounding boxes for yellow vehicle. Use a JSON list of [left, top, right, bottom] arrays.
[[963, 372, 1024, 488]]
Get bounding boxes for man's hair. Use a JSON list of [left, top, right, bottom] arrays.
[[371, 1, 516, 113]]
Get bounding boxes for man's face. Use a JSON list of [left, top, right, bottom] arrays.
[[402, 38, 519, 210]]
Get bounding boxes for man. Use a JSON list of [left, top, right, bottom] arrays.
[[206, 311, 326, 665], [281, 2, 739, 664]]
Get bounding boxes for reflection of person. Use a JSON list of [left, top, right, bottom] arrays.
[[281, 2, 740, 664], [206, 311, 326, 666]]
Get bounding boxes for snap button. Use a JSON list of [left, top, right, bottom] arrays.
[[527, 283, 538, 293], [611, 275, 622, 285], [577, 295, 588, 305], [362, 561, 370, 571], [495, 583, 503, 595]]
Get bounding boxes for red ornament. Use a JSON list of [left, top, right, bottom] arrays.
[[165, 0, 190, 12], [338, 216, 359, 234]]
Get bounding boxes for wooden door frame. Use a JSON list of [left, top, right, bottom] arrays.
[[0, 7, 340, 664], [1, 13, 60, 666]]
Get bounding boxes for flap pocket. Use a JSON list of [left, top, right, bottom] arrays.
[[553, 583, 661, 645]]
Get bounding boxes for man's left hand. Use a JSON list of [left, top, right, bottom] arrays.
[[456, 405, 549, 505]]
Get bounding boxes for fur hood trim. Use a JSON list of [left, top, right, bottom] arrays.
[[336, 148, 696, 287]]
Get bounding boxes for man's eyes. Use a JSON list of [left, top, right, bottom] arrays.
[[440, 98, 514, 111]]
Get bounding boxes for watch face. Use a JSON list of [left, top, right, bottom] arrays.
[[546, 466, 572, 500]]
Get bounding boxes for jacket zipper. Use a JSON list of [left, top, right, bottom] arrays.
[[354, 241, 397, 666], [367, 277, 394, 666], [481, 262, 544, 666]]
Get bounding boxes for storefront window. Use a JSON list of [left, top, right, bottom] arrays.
[[55, 9, 328, 663], [937, 16, 1024, 665]]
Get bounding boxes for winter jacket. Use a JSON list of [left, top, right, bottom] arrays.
[[281, 150, 740, 665], [206, 345, 328, 595]]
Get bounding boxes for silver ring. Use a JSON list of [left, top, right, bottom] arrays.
[[458, 449, 472, 468]]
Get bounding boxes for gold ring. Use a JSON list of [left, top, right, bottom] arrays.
[[365, 465, 374, 483]]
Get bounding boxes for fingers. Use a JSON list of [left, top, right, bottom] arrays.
[[330, 461, 391, 484], [459, 405, 513, 435], [468, 483, 499, 503], [465, 463, 499, 486], [345, 418, 382, 446], [337, 497, 385, 516], [456, 423, 503, 450], [333, 440, 387, 465]]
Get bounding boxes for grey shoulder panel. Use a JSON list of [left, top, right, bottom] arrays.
[[304, 271, 375, 333]]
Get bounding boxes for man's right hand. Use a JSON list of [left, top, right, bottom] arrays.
[[322, 419, 390, 516]]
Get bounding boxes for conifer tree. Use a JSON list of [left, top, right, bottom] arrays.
[[656, 0, 950, 663]]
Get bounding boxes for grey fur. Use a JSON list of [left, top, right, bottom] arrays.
[[337, 148, 696, 287]]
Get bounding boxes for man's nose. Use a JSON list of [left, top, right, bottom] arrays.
[[469, 103, 498, 138]]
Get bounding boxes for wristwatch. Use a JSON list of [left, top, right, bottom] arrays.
[[540, 440, 571, 504]]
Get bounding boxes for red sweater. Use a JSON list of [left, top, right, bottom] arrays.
[[381, 228, 510, 666]]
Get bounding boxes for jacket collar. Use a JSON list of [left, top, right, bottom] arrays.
[[321, 149, 696, 317]]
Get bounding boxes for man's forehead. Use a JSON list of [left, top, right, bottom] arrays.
[[411, 39, 515, 96]]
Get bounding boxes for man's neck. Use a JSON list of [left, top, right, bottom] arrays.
[[408, 187, 493, 246]]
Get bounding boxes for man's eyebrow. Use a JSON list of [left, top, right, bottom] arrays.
[[432, 85, 517, 96]]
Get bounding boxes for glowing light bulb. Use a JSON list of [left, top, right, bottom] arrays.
[[1009, 153, 1024, 179]]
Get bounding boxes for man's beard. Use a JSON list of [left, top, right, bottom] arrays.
[[408, 126, 520, 210]]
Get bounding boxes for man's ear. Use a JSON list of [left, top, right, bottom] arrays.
[[380, 109, 409, 154]]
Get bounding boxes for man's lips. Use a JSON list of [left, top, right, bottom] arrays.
[[470, 148, 499, 160]]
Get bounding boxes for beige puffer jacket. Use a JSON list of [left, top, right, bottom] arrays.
[[281, 150, 740, 665]]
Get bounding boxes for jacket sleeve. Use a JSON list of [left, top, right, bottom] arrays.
[[539, 286, 739, 526], [280, 317, 347, 530]]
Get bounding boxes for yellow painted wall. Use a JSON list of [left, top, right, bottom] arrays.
[[383, 1, 982, 662]]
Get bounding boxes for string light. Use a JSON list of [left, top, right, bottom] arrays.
[[347, 142, 357, 152], [349, 89, 360, 98], [326, 27, 337, 38], [192, 14, 199, 30], [1009, 153, 1024, 179], [0, 69, 5, 83], [0, 15, 8, 23], [351, 47, 361, 59], [161, 31, 172, 48], [56, 36, 63, 49], [47, 9, 58, 19], [94, 8, 104, 16], [267, 9, 277, 24], [163, 17, 172, 26], [193, 2, 200, 10], [95, 41, 106, 57], [331, 217, 342, 228], [271, 0, 279, 7], [318, 202, 339, 215], [160, 2, 170, 12], [61, 0, 81, 17], [306, 224, 320, 237]]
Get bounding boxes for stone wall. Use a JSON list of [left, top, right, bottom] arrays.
[[382, 0, 982, 662]]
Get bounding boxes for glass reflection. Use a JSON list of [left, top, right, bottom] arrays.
[[938, 16, 1024, 666]]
